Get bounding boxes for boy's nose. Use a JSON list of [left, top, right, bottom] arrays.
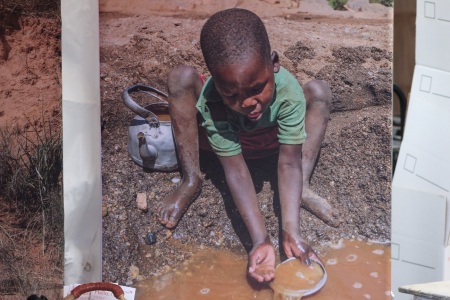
[[241, 97, 257, 108]]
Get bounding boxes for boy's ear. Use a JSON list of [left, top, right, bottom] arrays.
[[271, 51, 280, 73]]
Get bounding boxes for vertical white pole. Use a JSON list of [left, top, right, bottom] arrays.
[[61, 0, 102, 284]]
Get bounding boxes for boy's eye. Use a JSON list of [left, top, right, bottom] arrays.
[[223, 97, 238, 107], [223, 94, 237, 101], [253, 85, 264, 95]]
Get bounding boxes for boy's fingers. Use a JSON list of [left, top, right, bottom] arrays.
[[252, 266, 274, 282], [263, 269, 275, 281], [248, 268, 263, 282], [296, 245, 312, 265], [254, 274, 264, 283], [282, 241, 294, 257], [300, 252, 311, 265], [248, 253, 258, 273], [284, 246, 293, 258], [263, 274, 273, 282], [286, 242, 313, 265]]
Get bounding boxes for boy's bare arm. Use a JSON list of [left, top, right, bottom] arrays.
[[278, 144, 303, 233], [219, 153, 275, 282], [278, 144, 315, 263], [218, 154, 268, 244]]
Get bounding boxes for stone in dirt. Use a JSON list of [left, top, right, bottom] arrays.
[[136, 192, 148, 211]]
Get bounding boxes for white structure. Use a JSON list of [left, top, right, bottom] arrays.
[[62, 1, 102, 284], [392, 0, 450, 298]]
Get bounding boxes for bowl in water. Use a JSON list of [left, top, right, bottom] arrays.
[[270, 257, 327, 299]]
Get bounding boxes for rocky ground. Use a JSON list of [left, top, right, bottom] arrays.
[[98, 0, 393, 285]]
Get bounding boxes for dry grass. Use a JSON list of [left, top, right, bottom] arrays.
[[0, 114, 63, 298]]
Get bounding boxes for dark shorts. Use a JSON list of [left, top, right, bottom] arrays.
[[197, 74, 280, 160]]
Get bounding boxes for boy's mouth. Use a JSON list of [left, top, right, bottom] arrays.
[[247, 112, 262, 121]]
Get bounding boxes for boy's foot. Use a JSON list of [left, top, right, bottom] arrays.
[[301, 187, 342, 227], [154, 178, 202, 229]]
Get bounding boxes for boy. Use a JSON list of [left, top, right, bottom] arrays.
[[155, 8, 339, 282]]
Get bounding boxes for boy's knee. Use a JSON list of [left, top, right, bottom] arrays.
[[168, 65, 200, 94], [304, 80, 332, 109]]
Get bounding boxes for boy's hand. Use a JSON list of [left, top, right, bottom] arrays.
[[282, 229, 320, 265], [248, 237, 275, 283]]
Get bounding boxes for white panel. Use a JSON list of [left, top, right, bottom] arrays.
[[395, 145, 450, 194], [392, 187, 447, 246], [62, 0, 102, 284], [392, 234, 445, 300], [416, 0, 450, 72], [394, 66, 450, 199], [402, 66, 450, 163], [62, 1, 100, 103], [393, 159, 450, 246], [391, 186, 449, 299]]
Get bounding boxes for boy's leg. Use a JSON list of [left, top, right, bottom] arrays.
[[155, 66, 203, 229], [302, 80, 341, 227]]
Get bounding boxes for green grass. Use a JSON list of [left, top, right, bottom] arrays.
[[328, 0, 348, 10]]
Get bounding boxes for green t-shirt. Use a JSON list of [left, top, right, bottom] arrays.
[[196, 66, 306, 157]]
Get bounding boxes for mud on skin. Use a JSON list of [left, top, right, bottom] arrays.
[[100, 11, 391, 284]]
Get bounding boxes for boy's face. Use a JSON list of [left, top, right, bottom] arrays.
[[213, 54, 278, 122]]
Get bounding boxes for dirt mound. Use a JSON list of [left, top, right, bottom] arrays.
[[0, 16, 61, 131], [316, 46, 392, 111]]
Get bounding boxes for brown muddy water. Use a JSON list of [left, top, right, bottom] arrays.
[[134, 239, 390, 299]]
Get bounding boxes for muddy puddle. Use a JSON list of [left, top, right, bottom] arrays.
[[135, 239, 390, 299]]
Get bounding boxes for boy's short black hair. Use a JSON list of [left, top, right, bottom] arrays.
[[200, 8, 272, 74]]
